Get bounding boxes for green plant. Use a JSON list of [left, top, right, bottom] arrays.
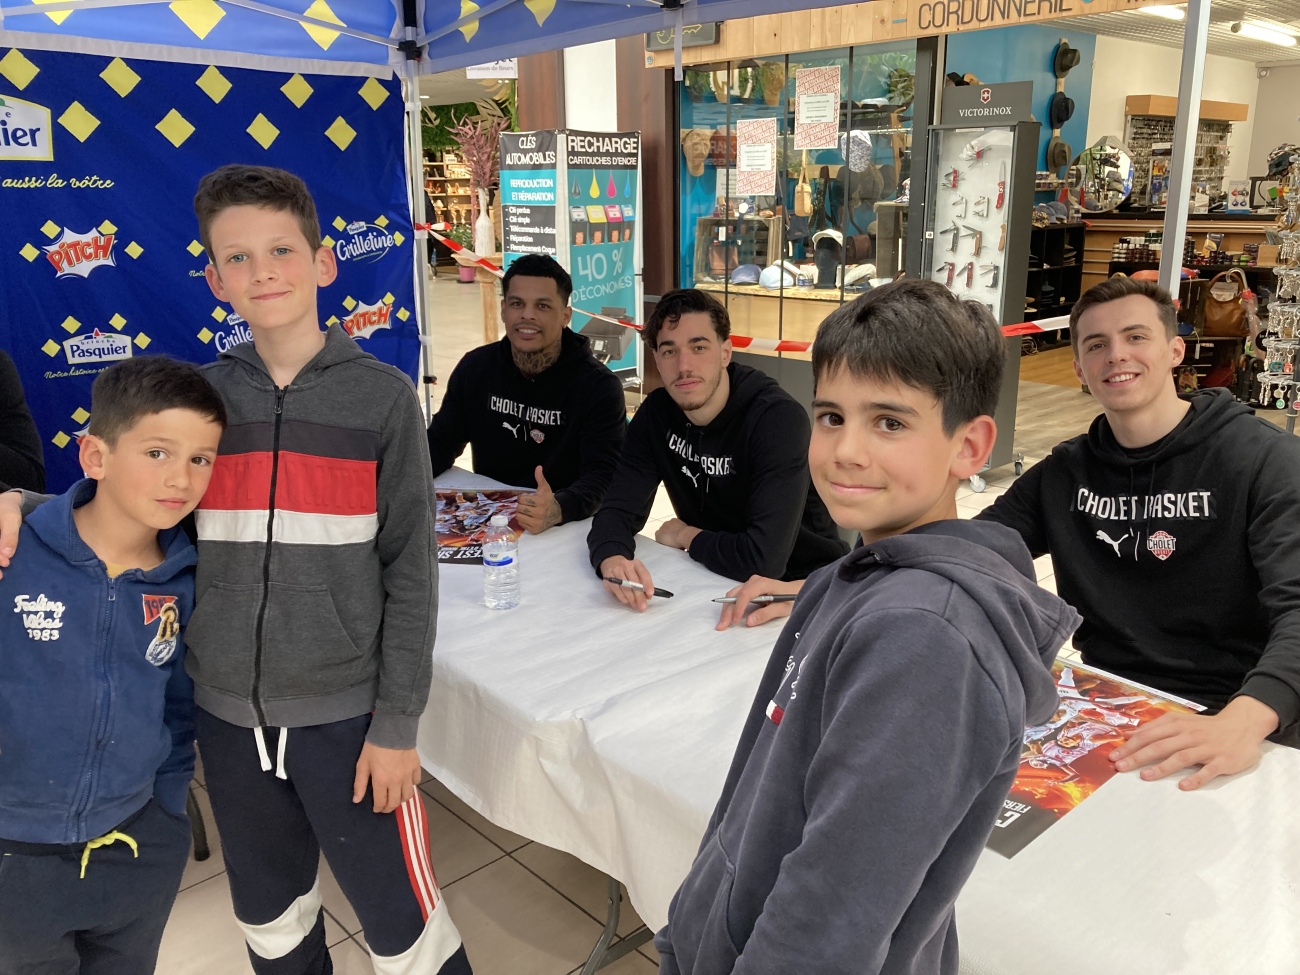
[[737, 66, 752, 100], [447, 223, 473, 247], [685, 68, 707, 100]]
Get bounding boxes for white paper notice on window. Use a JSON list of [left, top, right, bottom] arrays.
[[738, 143, 773, 172], [798, 92, 838, 125]]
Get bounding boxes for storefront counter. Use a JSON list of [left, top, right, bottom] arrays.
[[1083, 212, 1277, 291], [698, 281, 862, 359]]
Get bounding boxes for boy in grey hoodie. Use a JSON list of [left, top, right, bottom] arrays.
[[656, 280, 1078, 975]]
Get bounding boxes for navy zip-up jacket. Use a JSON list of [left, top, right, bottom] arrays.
[[0, 479, 197, 845], [656, 520, 1076, 975]]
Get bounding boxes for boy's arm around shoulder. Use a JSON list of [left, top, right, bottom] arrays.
[[371, 378, 438, 749], [731, 607, 1020, 975]]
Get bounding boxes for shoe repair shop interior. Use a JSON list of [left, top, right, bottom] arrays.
[[655, 1, 1300, 424]]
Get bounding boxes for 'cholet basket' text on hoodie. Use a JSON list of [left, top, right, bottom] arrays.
[[656, 520, 1075, 975], [980, 388, 1300, 737], [187, 325, 437, 750], [587, 362, 846, 582]]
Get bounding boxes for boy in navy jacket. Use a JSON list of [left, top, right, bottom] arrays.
[[0, 356, 225, 975], [657, 281, 1078, 975]]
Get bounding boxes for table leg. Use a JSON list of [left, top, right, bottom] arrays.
[[580, 877, 653, 974]]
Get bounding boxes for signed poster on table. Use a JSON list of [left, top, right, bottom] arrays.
[[986, 660, 1204, 858], [435, 490, 522, 564]]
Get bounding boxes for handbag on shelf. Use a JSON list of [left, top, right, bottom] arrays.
[[707, 239, 739, 277], [1202, 269, 1249, 338], [794, 152, 813, 218]]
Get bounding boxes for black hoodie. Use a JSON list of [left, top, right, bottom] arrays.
[[656, 520, 1075, 975], [587, 362, 847, 582], [980, 389, 1300, 737], [427, 329, 626, 523]]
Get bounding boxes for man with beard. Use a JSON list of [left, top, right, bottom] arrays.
[[587, 289, 846, 609]]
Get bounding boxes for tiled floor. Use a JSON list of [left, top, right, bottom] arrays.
[[157, 274, 1091, 973]]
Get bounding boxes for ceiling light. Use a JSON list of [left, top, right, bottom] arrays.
[[1140, 5, 1185, 19], [1231, 20, 1298, 46], [420, 94, 430, 99]]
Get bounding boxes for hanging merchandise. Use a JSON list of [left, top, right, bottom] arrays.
[[1202, 270, 1249, 338], [794, 152, 814, 217], [1046, 38, 1080, 175]]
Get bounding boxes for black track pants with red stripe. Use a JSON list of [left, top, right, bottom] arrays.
[[195, 708, 472, 975]]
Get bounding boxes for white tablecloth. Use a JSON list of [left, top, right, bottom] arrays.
[[422, 473, 1300, 967], [418, 470, 776, 930]]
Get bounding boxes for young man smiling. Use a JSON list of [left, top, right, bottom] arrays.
[[977, 277, 1300, 788], [427, 254, 626, 534], [587, 289, 844, 609]]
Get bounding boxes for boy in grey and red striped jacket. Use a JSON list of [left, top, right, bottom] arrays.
[[187, 165, 470, 975]]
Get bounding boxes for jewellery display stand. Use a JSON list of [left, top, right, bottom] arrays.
[[921, 120, 1039, 477]]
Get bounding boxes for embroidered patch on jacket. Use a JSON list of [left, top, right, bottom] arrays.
[[531, 429, 545, 444], [1146, 531, 1176, 561], [766, 700, 785, 726], [14, 593, 64, 642], [142, 595, 179, 665]]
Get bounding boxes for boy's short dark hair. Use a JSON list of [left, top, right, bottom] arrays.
[[502, 254, 573, 304], [193, 165, 321, 261], [89, 356, 227, 446], [1069, 276, 1178, 353], [644, 289, 730, 349], [812, 279, 1004, 435]]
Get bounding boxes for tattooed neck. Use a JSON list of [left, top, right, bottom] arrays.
[[513, 341, 561, 377]]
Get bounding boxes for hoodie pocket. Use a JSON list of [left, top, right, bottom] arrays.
[[185, 583, 261, 696], [260, 584, 368, 697], [668, 831, 742, 970]]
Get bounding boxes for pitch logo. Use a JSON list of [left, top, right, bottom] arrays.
[[0, 96, 52, 162], [142, 594, 180, 665], [1146, 531, 1176, 561], [64, 329, 132, 365], [341, 299, 392, 340], [335, 220, 396, 264], [45, 228, 116, 279]]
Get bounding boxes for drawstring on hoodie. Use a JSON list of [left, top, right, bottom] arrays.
[[253, 726, 289, 780]]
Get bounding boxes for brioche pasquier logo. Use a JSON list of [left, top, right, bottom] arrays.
[[45, 228, 116, 279], [0, 96, 53, 162], [341, 299, 391, 340], [64, 329, 133, 365]]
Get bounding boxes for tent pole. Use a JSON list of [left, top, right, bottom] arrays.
[[401, 46, 434, 419], [1158, 0, 1209, 294]]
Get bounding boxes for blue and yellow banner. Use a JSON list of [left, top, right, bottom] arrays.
[[0, 46, 415, 491]]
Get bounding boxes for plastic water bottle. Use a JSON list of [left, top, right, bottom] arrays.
[[482, 515, 520, 610]]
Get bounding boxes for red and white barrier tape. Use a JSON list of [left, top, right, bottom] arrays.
[[419, 224, 1071, 350]]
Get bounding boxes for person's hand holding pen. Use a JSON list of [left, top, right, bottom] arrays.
[[716, 575, 805, 631], [600, 555, 658, 612]]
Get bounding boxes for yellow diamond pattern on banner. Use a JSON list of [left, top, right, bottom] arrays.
[[196, 65, 232, 103], [342, 296, 357, 311], [169, 0, 225, 39], [524, 0, 556, 26], [281, 74, 314, 108], [332, 216, 346, 231], [301, 0, 345, 50], [197, 328, 214, 344], [325, 117, 356, 151], [134, 333, 151, 349], [396, 307, 410, 322], [109, 314, 127, 330], [212, 307, 227, 322], [383, 292, 395, 304], [156, 109, 195, 148], [20, 244, 40, 262], [61, 316, 81, 334], [393, 231, 405, 247], [326, 316, 339, 326], [33, 0, 77, 25], [99, 220, 117, 235], [358, 77, 389, 111], [59, 102, 101, 142], [72, 408, 90, 424], [321, 235, 335, 248], [374, 214, 389, 228], [41, 221, 60, 238], [42, 340, 60, 357], [100, 58, 141, 97], [458, 1, 480, 41], [125, 242, 143, 259], [0, 50, 40, 91], [247, 114, 280, 150], [187, 240, 205, 257], [52, 432, 71, 449]]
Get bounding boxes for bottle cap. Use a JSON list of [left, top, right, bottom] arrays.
[[490, 515, 509, 527]]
